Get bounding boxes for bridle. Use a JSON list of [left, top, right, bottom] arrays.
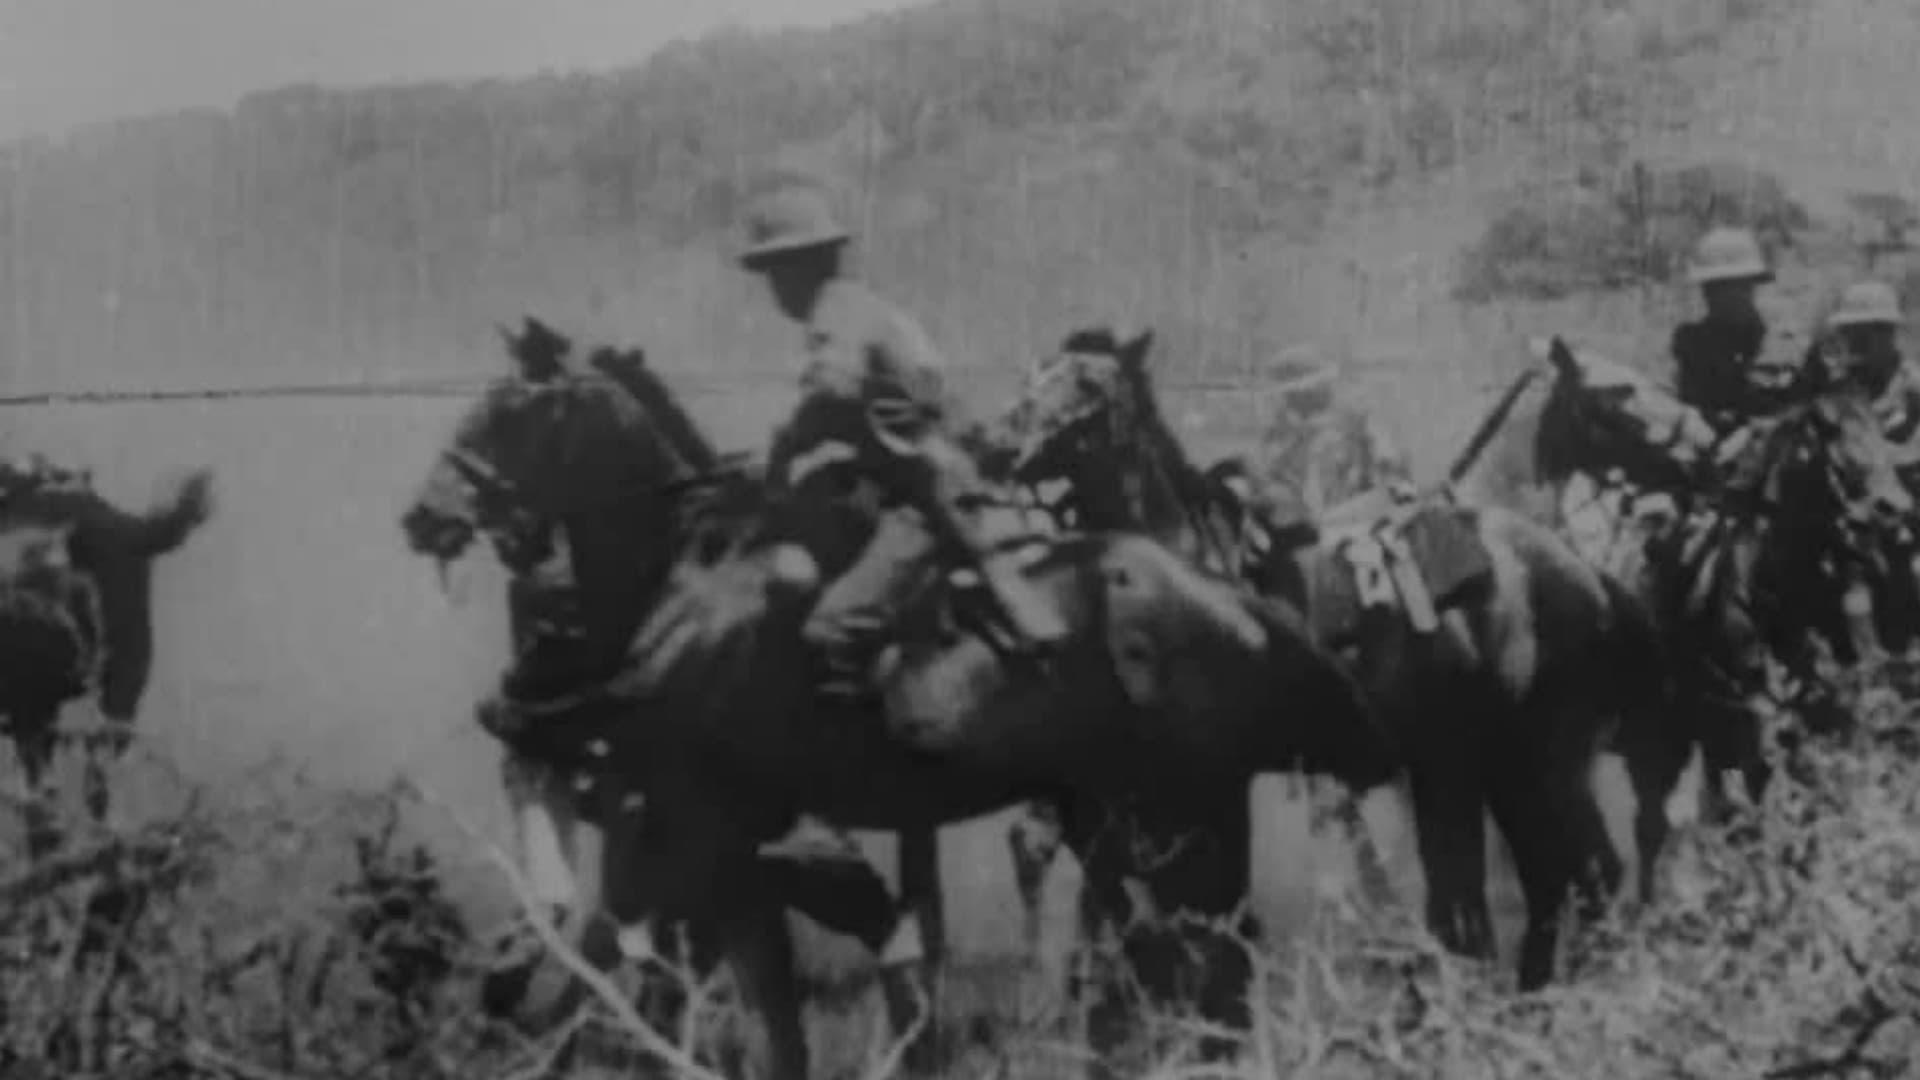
[[430, 377, 746, 569]]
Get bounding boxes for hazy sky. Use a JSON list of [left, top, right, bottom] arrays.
[[0, 0, 918, 140]]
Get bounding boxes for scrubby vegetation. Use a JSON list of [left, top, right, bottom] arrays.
[[1454, 160, 1815, 303], [4, 685, 1920, 1077]]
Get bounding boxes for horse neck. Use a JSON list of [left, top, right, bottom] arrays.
[[556, 502, 680, 656], [1077, 430, 1238, 573], [589, 356, 720, 474]]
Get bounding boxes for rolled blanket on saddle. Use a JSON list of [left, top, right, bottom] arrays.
[[1300, 497, 1496, 645]]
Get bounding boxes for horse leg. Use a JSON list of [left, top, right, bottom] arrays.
[[12, 706, 64, 860], [1485, 754, 1609, 992], [889, 825, 944, 1073], [1008, 802, 1066, 968], [1129, 794, 1256, 1068], [1058, 801, 1149, 1079], [720, 886, 809, 1080], [1612, 719, 1690, 908], [485, 749, 621, 1035], [1404, 758, 1494, 964]]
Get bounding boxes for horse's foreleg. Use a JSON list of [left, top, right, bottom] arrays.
[[1487, 732, 1618, 993], [1008, 802, 1066, 968], [890, 825, 944, 1072], [12, 708, 63, 860], [1612, 719, 1690, 908], [722, 890, 809, 1080], [78, 703, 134, 831], [1404, 760, 1494, 963], [486, 749, 616, 1033]]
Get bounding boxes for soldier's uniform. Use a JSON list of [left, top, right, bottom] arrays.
[[1670, 227, 1780, 435], [1254, 351, 1410, 524], [1798, 280, 1920, 441], [742, 186, 1067, 698]]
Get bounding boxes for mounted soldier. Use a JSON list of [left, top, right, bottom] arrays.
[[737, 182, 1067, 700], [1671, 226, 1791, 434], [1797, 280, 1920, 443], [1252, 347, 1412, 526]]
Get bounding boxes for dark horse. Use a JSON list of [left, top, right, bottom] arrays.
[[1531, 337, 1917, 842], [398, 321, 941, 1043], [420, 343, 1397, 1078], [0, 466, 215, 858], [999, 325, 1675, 991]]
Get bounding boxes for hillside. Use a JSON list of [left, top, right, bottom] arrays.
[[0, 0, 1788, 406]]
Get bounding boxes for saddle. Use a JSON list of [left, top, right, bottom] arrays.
[[1296, 489, 1496, 646]]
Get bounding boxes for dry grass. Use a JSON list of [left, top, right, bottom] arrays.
[[3, 673, 1919, 1078]]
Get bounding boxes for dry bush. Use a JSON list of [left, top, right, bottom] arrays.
[[7, 679, 1920, 1079], [1455, 160, 1815, 304], [1225, 684, 1920, 1079]]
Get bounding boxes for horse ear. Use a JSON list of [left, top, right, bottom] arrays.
[[507, 316, 571, 382], [1118, 328, 1156, 371], [1546, 336, 1579, 379]]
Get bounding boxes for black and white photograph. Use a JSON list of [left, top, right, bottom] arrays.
[[1, 0, 1918, 1076]]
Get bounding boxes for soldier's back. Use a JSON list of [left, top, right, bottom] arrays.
[[804, 279, 946, 409]]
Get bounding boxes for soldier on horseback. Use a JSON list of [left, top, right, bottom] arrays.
[[1798, 280, 1920, 442], [736, 182, 1067, 699], [1671, 226, 1789, 433], [1254, 347, 1412, 524]]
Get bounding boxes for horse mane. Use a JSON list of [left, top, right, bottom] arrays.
[[1105, 346, 1261, 575], [1529, 342, 1711, 496], [1531, 372, 1593, 494], [1113, 345, 1217, 515], [582, 344, 719, 472]]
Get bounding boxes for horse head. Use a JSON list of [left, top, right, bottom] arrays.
[[1534, 336, 1720, 496], [1005, 324, 1246, 574], [1752, 383, 1914, 544], [399, 316, 712, 577]]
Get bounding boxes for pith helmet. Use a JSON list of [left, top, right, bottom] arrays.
[[1825, 279, 1903, 329], [1686, 226, 1773, 285], [737, 185, 851, 269]]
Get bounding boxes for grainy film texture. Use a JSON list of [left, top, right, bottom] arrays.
[[2, 0, 1920, 1076]]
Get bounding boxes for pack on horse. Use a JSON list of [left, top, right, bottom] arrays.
[[0, 463, 215, 859], [524, 378, 1394, 1078], [1000, 324, 1674, 991], [397, 319, 917, 1039], [1533, 337, 1919, 837]]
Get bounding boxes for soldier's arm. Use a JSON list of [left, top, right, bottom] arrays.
[[1670, 326, 1707, 405], [1890, 369, 1920, 443], [869, 304, 951, 418]]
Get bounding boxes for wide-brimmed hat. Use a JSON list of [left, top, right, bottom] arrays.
[[1686, 226, 1773, 285], [1825, 279, 1903, 330], [737, 186, 851, 270]]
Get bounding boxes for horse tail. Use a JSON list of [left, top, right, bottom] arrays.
[[1593, 569, 1692, 813], [133, 467, 215, 557]]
